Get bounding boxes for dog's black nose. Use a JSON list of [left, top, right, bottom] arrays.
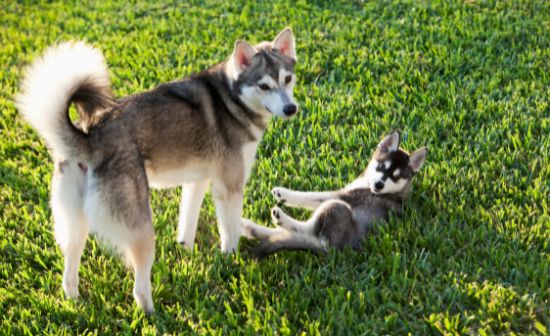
[[283, 104, 297, 116], [374, 182, 384, 190]]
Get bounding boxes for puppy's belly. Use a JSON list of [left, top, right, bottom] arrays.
[[146, 164, 210, 189]]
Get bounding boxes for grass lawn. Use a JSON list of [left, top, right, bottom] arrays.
[[1, 0, 549, 334]]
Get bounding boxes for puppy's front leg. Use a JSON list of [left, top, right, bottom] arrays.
[[272, 187, 338, 210], [271, 206, 316, 233]]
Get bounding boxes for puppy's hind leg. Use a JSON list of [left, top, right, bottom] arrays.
[[51, 160, 89, 299], [271, 199, 353, 237]]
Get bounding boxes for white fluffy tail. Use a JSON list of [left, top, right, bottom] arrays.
[[16, 41, 114, 159]]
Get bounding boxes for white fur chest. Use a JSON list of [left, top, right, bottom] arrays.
[[146, 163, 210, 189], [345, 176, 370, 191]]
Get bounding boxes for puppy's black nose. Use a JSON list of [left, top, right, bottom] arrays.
[[283, 104, 297, 116], [374, 182, 384, 190]]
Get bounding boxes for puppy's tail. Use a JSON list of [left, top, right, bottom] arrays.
[[253, 230, 328, 257], [16, 41, 114, 160]]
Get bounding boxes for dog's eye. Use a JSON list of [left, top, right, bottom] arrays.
[[258, 83, 270, 91], [377, 162, 385, 170], [285, 75, 292, 84]]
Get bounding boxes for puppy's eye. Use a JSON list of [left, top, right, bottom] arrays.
[[285, 75, 292, 84], [259, 83, 270, 91], [377, 162, 385, 170]]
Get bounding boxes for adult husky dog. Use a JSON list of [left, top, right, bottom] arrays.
[[16, 28, 298, 313], [242, 131, 427, 256]]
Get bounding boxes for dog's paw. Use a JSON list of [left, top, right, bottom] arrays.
[[271, 206, 283, 223], [133, 286, 154, 315], [62, 279, 80, 299], [177, 238, 195, 250], [272, 187, 288, 203]]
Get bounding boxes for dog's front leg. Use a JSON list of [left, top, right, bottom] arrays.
[[212, 183, 243, 253], [177, 180, 209, 249], [272, 187, 338, 210]]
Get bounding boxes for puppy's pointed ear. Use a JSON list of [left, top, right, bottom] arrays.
[[409, 147, 428, 173], [230, 40, 257, 77], [377, 131, 400, 153], [272, 27, 296, 60]]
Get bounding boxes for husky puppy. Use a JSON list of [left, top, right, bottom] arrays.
[[16, 28, 298, 313], [242, 131, 427, 256]]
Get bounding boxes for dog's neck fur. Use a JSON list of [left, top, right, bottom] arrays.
[[203, 63, 271, 140]]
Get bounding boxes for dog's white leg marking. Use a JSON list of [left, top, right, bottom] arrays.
[[211, 183, 243, 253], [51, 161, 88, 299], [241, 218, 285, 239], [213, 193, 243, 253], [59, 223, 88, 299], [272, 187, 337, 210], [126, 231, 155, 314], [271, 206, 315, 233], [177, 180, 209, 248]]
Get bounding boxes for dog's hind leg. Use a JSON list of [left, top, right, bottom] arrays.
[[51, 160, 89, 299], [271, 187, 338, 210], [84, 157, 155, 313], [177, 180, 209, 249], [125, 226, 155, 314]]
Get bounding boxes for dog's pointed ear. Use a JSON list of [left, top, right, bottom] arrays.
[[272, 27, 296, 60], [409, 147, 428, 173], [378, 131, 400, 153], [231, 40, 257, 76]]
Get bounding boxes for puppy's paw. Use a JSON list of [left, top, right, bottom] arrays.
[[272, 187, 288, 203], [241, 218, 257, 239], [271, 206, 283, 223]]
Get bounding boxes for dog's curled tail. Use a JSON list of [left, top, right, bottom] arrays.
[[253, 230, 328, 258], [16, 41, 114, 160]]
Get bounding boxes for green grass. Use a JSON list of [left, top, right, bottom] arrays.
[[1, 0, 549, 334]]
